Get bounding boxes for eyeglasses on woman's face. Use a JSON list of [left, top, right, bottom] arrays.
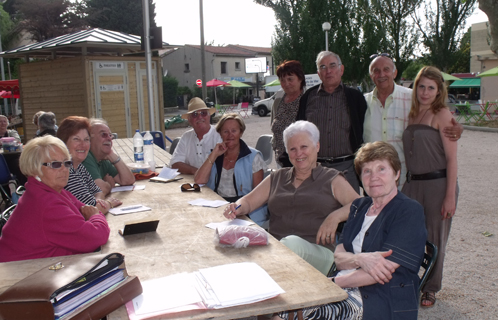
[[42, 160, 73, 169]]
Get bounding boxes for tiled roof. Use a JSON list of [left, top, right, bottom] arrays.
[[227, 45, 272, 54], [187, 45, 255, 56]]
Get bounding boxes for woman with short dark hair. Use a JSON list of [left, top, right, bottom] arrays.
[[57, 116, 121, 214], [271, 60, 306, 166]]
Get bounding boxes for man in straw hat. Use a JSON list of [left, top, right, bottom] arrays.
[[170, 98, 222, 174]]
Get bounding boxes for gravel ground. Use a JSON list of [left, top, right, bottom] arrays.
[[165, 112, 498, 319]]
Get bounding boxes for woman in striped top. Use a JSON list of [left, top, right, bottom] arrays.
[[57, 116, 121, 213]]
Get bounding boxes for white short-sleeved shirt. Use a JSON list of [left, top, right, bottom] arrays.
[[364, 84, 412, 187], [217, 153, 266, 198], [169, 126, 222, 169]]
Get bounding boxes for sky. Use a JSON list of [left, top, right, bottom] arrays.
[[154, 0, 277, 48], [154, 0, 489, 49]]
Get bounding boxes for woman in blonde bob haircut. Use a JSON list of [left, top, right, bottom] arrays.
[[19, 135, 70, 177], [0, 135, 110, 263]]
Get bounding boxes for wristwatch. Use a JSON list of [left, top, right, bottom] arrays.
[[111, 156, 121, 165]]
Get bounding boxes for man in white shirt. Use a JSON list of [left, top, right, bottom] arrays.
[[170, 98, 222, 174], [364, 54, 462, 187]]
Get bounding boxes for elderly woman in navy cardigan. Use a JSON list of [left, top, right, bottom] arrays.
[[274, 141, 427, 320], [195, 113, 267, 227]]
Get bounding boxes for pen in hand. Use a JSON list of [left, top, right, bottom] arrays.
[[225, 204, 241, 219]]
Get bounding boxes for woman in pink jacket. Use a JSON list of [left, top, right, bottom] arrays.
[[0, 135, 110, 262]]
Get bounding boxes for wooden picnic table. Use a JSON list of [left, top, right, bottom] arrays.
[[0, 142, 347, 320]]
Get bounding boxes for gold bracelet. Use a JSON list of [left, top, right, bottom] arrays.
[[106, 200, 113, 209], [208, 158, 213, 164]]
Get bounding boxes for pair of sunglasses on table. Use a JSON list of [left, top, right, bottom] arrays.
[[181, 183, 201, 192]]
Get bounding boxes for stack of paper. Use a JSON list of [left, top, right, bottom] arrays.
[[127, 262, 284, 319]]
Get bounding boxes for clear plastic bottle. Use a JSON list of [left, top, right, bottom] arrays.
[[133, 129, 144, 163], [143, 131, 154, 166]]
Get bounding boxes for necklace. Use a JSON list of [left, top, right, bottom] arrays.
[[224, 155, 237, 163], [417, 108, 431, 124], [369, 203, 381, 216]]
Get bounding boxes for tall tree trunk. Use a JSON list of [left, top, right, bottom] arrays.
[[479, 0, 498, 54]]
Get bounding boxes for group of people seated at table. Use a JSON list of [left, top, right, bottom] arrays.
[[0, 60, 456, 318], [0, 115, 134, 262]]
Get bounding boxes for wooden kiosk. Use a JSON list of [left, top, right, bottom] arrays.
[[0, 29, 165, 140]]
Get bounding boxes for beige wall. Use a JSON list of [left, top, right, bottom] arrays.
[[161, 46, 273, 89], [470, 22, 498, 73]]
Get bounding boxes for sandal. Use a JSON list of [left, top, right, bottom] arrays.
[[421, 292, 436, 307]]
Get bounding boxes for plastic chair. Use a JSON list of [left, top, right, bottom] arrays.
[[237, 102, 250, 118], [0, 154, 16, 209], [169, 137, 180, 155], [141, 131, 166, 150], [0, 204, 16, 236], [255, 134, 273, 166], [419, 240, 438, 292]]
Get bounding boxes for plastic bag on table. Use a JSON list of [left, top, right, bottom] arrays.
[[215, 225, 269, 248]]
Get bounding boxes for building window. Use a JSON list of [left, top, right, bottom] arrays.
[[184, 63, 190, 73], [235, 62, 240, 70], [221, 62, 227, 74]]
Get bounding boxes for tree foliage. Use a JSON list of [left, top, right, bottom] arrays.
[[255, 0, 421, 86], [448, 27, 471, 74], [369, 0, 421, 81], [83, 0, 157, 36], [479, 0, 498, 54], [11, 0, 85, 42], [413, 0, 477, 72], [163, 75, 178, 108], [0, 5, 15, 48]]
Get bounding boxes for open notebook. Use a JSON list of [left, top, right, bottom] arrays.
[[126, 262, 284, 320]]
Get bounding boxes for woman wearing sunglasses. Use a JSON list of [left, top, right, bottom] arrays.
[[195, 113, 268, 227], [0, 135, 110, 262], [57, 116, 122, 214]]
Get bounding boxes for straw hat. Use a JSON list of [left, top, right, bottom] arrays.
[[181, 97, 216, 119]]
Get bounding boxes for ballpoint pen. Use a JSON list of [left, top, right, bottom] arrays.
[[120, 205, 142, 211]]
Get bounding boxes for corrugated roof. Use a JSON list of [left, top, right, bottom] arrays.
[[0, 28, 167, 59]]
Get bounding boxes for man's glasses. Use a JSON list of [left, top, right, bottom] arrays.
[[181, 183, 201, 192], [99, 132, 115, 140], [190, 110, 209, 118], [370, 53, 391, 59], [42, 160, 73, 169], [319, 63, 341, 71]]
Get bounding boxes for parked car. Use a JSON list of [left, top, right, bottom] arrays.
[[252, 94, 276, 117]]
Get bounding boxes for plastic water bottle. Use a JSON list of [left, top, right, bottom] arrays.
[[143, 131, 154, 166], [133, 129, 144, 163]]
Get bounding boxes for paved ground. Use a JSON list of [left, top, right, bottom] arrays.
[[164, 112, 498, 319]]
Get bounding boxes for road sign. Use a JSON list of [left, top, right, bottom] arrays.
[[196, 79, 202, 87]]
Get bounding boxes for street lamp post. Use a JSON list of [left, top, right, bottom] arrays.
[[322, 22, 331, 52]]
